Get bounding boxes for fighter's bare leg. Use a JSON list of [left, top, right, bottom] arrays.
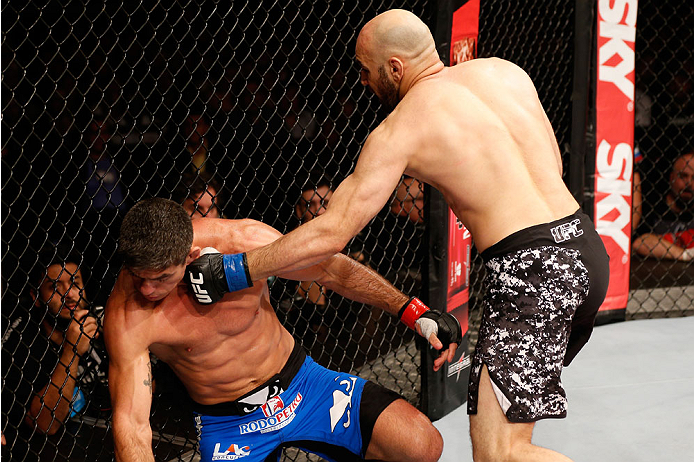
[[364, 398, 442, 462], [469, 365, 573, 462]]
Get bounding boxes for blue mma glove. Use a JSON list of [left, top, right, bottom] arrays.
[[185, 248, 253, 304]]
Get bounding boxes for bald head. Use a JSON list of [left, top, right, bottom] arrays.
[[358, 9, 436, 63], [355, 9, 442, 108]]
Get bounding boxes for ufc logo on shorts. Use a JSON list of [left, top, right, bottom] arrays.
[[189, 273, 213, 303], [550, 219, 583, 243]]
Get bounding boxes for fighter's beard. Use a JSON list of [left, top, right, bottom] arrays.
[[378, 66, 400, 113]]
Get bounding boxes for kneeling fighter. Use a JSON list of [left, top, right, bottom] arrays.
[[105, 198, 460, 462]]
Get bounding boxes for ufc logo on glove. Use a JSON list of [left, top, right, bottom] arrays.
[[188, 272, 213, 304], [185, 247, 253, 305]]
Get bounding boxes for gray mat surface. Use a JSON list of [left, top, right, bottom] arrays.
[[434, 316, 694, 461]]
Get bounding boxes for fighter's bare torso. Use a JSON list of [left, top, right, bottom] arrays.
[[107, 219, 295, 405], [383, 58, 579, 251]]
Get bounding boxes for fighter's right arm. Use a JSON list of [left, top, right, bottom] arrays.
[[104, 294, 155, 462], [186, 127, 408, 297], [216, 128, 408, 289]]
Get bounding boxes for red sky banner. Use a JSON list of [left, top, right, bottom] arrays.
[[593, 0, 637, 311]]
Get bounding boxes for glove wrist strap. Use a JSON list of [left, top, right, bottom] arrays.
[[398, 297, 430, 330], [222, 253, 253, 292]]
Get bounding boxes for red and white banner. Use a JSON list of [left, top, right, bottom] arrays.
[[593, 0, 637, 311], [447, 210, 470, 334], [450, 0, 480, 65]]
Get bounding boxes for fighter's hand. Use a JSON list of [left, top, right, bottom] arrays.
[[398, 297, 462, 371], [65, 309, 98, 357], [185, 247, 253, 304]]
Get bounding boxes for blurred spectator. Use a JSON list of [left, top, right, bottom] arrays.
[[2, 244, 110, 460], [633, 151, 694, 261], [295, 175, 332, 224], [373, 176, 427, 295], [276, 174, 371, 345], [292, 174, 340, 305], [280, 85, 321, 153], [295, 173, 369, 261], [665, 61, 694, 125], [293, 176, 332, 305], [172, 169, 226, 220]]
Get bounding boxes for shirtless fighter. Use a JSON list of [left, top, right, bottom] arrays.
[[216, 9, 610, 462], [104, 197, 460, 462]]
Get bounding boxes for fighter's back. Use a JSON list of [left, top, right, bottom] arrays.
[[393, 57, 579, 251]]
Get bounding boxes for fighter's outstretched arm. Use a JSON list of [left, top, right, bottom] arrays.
[[104, 295, 155, 462], [246, 130, 407, 281]]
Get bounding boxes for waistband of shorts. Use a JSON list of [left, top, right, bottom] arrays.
[[191, 341, 306, 416], [481, 209, 592, 262]]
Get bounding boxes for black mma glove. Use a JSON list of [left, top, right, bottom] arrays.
[[398, 297, 462, 347], [185, 248, 253, 304]]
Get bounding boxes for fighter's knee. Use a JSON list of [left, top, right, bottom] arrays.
[[407, 415, 443, 462], [367, 399, 442, 462]]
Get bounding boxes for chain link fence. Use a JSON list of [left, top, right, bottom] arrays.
[[2, 1, 431, 460], [629, 2, 694, 319], [2, 1, 692, 461]]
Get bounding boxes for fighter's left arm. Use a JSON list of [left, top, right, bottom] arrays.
[[283, 252, 408, 316], [282, 252, 461, 372]]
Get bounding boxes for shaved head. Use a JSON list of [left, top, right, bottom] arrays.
[[355, 9, 442, 111], [358, 9, 435, 63]]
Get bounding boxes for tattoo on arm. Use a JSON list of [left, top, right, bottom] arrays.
[[143, 361, 152, 393]]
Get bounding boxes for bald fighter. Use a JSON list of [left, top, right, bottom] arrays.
[[105, 198, 460, 462], [217, 9, 610, 462]]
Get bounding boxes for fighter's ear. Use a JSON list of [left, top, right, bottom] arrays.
[[186, 246, 202, 265], [389, 57, 404, 82]]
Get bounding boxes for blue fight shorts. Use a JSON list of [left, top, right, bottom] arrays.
[[193, 342, 401, 461]]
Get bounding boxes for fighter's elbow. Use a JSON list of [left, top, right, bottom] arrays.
[[330, 234, 352, 255], [322, 218, 358, 253]]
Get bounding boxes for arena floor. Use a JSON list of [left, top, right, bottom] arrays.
[[434, 316, 694, 461]]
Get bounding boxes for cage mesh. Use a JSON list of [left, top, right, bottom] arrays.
[[2, 1, 692, 461]]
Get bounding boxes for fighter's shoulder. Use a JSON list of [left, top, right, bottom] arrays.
[[104, 277, 156, 352], [467, 58, 534, 91], [440, 58, 528, 88], [456, 57, 523, 73], [105, 272, 149, 324]]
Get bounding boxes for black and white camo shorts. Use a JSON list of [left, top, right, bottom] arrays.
[[467, 210, 609, 423]]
